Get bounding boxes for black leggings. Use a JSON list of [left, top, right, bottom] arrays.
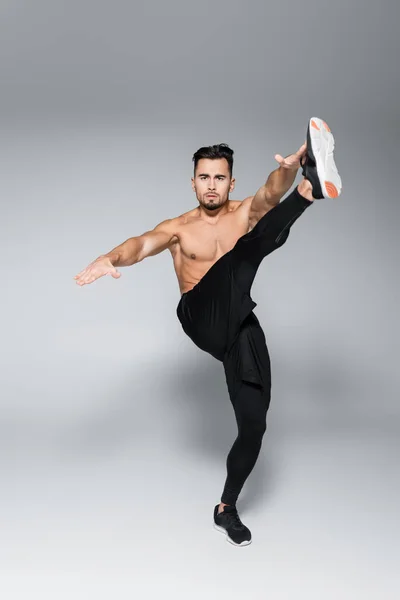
[[176, 187, 313, 505]]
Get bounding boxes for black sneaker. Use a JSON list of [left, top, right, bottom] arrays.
[[301, 117, 342, 199], [213, 504, 252, 546]]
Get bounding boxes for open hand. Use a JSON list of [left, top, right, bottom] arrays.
[[74, 256, 121, 286], [274, 141, 307, 170]]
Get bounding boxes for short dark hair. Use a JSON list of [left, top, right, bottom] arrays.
[[192, 143, 234, 177]]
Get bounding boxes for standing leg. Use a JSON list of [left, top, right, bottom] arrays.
[[221, 369, 271, 506], [220, 316, 271, 508]]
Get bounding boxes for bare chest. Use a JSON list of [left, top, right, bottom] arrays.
[[177, 209, 250, 262]]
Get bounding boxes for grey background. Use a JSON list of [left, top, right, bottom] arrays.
[[1, 0, 399, 598]]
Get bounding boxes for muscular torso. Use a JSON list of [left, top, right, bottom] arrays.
[[168, 197, 254, 295]]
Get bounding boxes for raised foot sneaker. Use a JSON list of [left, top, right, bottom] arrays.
[[301, 117, 342, 199], [213, 504, 252, 546]]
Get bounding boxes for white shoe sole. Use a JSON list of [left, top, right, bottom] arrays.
[[213, 523, 252, 546], [309, 117, 342, 198]]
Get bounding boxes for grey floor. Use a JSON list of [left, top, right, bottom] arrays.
[[3, 346, 399, 599]]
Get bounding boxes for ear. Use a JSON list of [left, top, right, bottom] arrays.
[[230, 177, 236, 191], [191, 177, 195, 191]]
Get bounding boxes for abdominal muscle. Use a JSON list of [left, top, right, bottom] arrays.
[[174, 253, 226, 295], [170, 199, 252, 295]]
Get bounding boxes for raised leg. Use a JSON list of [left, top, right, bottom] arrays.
[[231, 186, 314, 296]]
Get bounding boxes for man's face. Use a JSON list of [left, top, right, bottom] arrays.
[[191, 158, 235, 211]]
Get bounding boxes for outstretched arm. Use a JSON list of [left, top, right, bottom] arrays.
[[104, 219, 177, 266], [250, 142, 307, 222], [74, 219, 177, 286]]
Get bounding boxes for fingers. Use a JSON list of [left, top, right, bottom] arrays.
[[74, 267, 93, 285], [276, 141, 307, 164], [75, 275, 89, 286], [76, 275, 94, 286], [74, 267, 120, 285], [74, 273, 85, 284], [74, 265, 91, 279], [297, 143, 307, 156]]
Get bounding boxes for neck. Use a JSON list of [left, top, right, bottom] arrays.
[[198, 200, 230, 219]]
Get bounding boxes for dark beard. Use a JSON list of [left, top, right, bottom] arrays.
[[204, 203, 220, 211]]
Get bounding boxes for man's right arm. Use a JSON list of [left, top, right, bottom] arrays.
[[104, 219, 178, 266], [74, 219, 178, 286]]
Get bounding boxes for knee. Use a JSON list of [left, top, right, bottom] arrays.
[[274, 228, 290, 246], [239, 417, 267, 441]]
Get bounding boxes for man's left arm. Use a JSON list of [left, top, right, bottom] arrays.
[[250, 142, 306, 224]]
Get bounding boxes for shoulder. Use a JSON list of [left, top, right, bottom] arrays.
[[230, 196, 254, 213], [171, 207, 201, 229], [155, 209, 198, 244]]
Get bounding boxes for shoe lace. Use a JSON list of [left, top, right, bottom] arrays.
[[228, 508, 244, 529]]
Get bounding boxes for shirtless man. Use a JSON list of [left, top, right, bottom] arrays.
[[74, 117, 342, 547]]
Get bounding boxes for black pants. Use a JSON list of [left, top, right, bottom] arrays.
[[176, 187, 313, 505]]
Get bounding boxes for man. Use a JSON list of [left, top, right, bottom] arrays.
[[74, 117, 342, 547]]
